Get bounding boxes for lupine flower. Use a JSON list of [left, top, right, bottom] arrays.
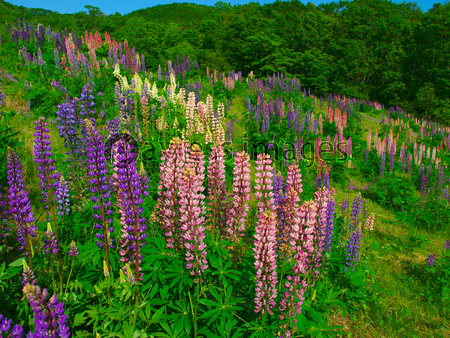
[[0, 314, 24, 338], [254, 154, 276, 215], [345, 229, 362, 271], [427, 254, 436, 267], [365, 213, 375, 231], [311, 188, 329, 277], [115, 140, 147, 283], [380, 151, 386, 175], [22, 260, 37, 287], [85, 120, 114, 255], [23, 284, 70, 338], [324, 189, 336, 252], [207, 144, 227, 234], [55, 174, 70, 221], [7, 149, 36, 255], [179, 167, 208, 282], [33, 117, 59, 209], [139, 162, 150, 198], [444, 240, 450, 250], [226, 151, 251, 244], [68, 240, 79, 256], [254, 210, 278, 315], [44, 223, 58, 255], [157, 138, 189, 250], [349, 193, 364, 229]]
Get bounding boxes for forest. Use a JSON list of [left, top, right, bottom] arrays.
[[1, 0, 450, 123]]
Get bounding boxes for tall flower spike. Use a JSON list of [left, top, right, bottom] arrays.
[[158, 138, 189, 250], [179, 167, 208, 282], [207, 143, 227, 235], [226, 151, 251, 244], [7, 149, 36, 258], [254, 153, 276, 215], [253, 210, 278, 315], [115, 140, 147, 283], [23, 284, 70, 338], [324, 188, 336, 252], [68, 240, 79, 257], [55, 174, 70, 221], [44, 223, 58, 255], [85, 119, 114, 273], [22, 260, 37, 287]]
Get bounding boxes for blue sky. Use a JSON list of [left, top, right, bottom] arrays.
[[7, 0, 439, 15]]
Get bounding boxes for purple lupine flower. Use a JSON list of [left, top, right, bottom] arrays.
[[0, 314, 24, 338], [350, 193, 363, 229], [7, 149, 36, 255], [44, 223, 58, 255], [380, 151, 386, 175], [22, 260, 37, 287], [345, 229, 362, 271], [274, 174, 284, 206], [324, 189, 336, 252], [55, 174, 70, 221], [365, 148, 369, 163], [179, 166, 208, 282], [254, 210, 278, 315], [68, 240, 79, 256], [23, 284, 70, 338], [85, 120, 114, 254], [0, 185, 11, 253], [80, 84, 96, 121], [115, 140, 147, 283], [420, 173, 428, 208], [389, 142, 395, 172], [33, 117, 60, 209], [427, 254, 436, 267], [444, 240, 450, 250]]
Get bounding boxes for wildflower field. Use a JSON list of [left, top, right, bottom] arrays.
[[0, 10, 450, 338]]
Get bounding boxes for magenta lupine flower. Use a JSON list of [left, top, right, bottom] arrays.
[[158, 138, 189, 250], [179, 167, 208, 282], [68, 240, 79, 256], [254, 210, 278, 315], [85, 120, 114, 253], [207, 144, 227, 234], [115, 140, 147, 283], [23, 284, 70, 338], [254, 154, 276, 215], [347, 137, 352, 158], [0, 314, 24, 338], [7, 149, 36, 255], [427, 254, 436, 267], [226, 151, 251, 243], [44, 224, 58, 255], [389, 142, 395, 172]]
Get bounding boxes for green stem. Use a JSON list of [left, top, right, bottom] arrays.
[[65, 255, 75, 290]]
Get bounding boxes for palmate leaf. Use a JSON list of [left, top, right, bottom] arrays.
[[199, 286, 244, 324]]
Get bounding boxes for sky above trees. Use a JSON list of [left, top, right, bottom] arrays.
[[5, 0, 438, 15]]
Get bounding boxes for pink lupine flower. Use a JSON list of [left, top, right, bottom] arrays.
[[253, 210, 278, 315], [310, 188, 329, 278], [179, 167, 208, 282], [207, 143, 227, 235], [254, 153, 276, 215], [286, 164, 303, 198], [226, 151, 251, 243], [365, 213, 375, 231], [157, 138, 189, 250]]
